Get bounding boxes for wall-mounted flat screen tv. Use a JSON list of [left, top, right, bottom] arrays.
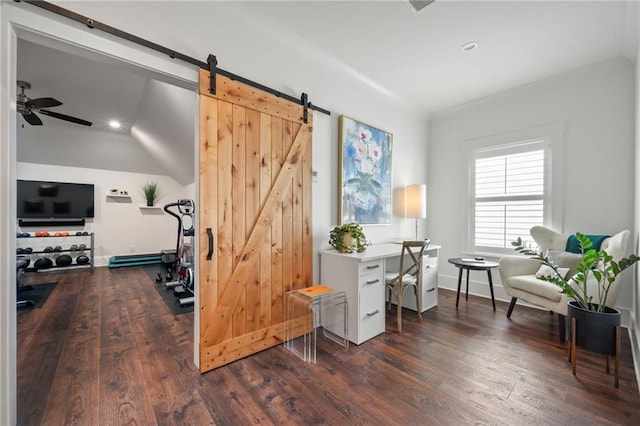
[[17, 179, 95, 219]]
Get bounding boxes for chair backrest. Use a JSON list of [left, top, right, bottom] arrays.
[[397, 240, 430, 280], [530, 226, 568, 251], [531, 226, 630, 261]]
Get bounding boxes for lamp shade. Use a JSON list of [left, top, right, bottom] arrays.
[[393, 187, 407, 217], [405, 184, 426, 219]]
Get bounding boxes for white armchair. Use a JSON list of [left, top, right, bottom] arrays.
[[499, 226, 630, 341]]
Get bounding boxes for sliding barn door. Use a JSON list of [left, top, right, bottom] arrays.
[[198, 69, 313, 372]]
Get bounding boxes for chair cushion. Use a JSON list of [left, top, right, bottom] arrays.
[[385, 272, 417, 285], [535, 265, 569, 279], [547, 250, 582, 277], [508, 275, 563, 302]]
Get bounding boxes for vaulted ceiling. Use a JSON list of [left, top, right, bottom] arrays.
[[16, 38, 196, 186]]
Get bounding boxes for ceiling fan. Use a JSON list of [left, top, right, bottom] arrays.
[[16, 80, 92, 127]]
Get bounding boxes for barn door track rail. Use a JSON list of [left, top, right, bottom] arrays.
[[15, 0, 330, 123]]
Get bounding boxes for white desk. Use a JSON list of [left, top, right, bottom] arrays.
[[319, 243, 440, 345]]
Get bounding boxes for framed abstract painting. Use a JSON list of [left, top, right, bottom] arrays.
[[339, 115, 393, 225]]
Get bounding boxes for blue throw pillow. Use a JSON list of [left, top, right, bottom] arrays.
[[565, 234, 609, 253]]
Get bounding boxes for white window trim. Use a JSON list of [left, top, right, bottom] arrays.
[[461, 123, 565, 257]]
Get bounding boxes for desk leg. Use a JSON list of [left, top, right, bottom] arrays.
[[465, 269, 470, 301], [487, 270, 496, 311], [455, 268, 463, 308]]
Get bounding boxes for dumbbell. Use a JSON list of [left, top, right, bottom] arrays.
[[34, 257, 53, 270], [55, 255, 73, 267]]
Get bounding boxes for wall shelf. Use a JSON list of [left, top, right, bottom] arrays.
[[139, 205, 163, 210], [106, 194, 131, 199]]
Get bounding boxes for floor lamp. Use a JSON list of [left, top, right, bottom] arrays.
[[405, 184, 426, 240]]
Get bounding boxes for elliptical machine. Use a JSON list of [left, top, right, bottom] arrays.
[[164, 199, 195, 307]]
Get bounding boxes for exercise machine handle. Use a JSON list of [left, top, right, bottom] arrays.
[[206, 228, 214, 260], [163, 199, 190, 220]]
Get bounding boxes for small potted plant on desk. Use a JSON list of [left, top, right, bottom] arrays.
[[142, 181, 160, 207], [329, 223, 370, 253], [512, 233, 639, 386]]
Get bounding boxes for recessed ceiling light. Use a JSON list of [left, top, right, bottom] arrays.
[[462, 41, 478, 52], [109, 120, 121, 129]]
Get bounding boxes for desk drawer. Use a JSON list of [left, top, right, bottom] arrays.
[[358, 285, 385, 342], [358, 260, 383, 277], [423, 255, 438, 270], [360, 274, 383, 289]]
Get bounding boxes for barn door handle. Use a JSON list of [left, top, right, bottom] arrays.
[[206, 228, 214, 260]]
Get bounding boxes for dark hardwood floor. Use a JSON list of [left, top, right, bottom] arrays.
[[17, 266, 640, 425]]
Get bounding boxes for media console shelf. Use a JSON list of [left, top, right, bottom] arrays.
[[19, 218, 85, 227], [17, 232, 95, 272]]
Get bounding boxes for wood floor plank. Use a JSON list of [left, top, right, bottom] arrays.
[[17, 287, 77, 426], [40, 270, 102, 426], [16, 266, 640, 425]]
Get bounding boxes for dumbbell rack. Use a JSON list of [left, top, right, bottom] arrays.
[[17, 232, 95, 272]]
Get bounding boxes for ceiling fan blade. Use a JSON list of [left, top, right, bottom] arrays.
[[27, 97, 62, 109], [39, 109, 92, 127], [22, 112, 43, 126]]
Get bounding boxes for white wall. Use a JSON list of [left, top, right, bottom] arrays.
[[17, 162, 195, 266], [428, 57, 636, 321]]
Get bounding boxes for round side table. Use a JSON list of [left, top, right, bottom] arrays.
[[448, 257, 499, 311]]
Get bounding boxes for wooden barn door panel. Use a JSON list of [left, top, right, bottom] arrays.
[[198, 69, 313, 372]]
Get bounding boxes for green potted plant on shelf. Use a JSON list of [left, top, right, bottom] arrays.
[[141, 181, 160, 206], [511, 232, 639, 353], [329, 222, 370, 253]]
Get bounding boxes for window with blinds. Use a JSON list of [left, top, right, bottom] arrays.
[[472, 144, 545, 251]]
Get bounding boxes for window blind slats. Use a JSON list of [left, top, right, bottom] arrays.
[[474, 148, 544, 249]]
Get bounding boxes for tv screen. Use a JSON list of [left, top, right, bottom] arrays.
[[17, 180, 95, 219]]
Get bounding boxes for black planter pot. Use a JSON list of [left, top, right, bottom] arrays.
[[567, 300, 620, 355]]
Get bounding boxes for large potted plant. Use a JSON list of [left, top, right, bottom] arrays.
[[329, 223, 370, 253], [512, 233, 639, 353]]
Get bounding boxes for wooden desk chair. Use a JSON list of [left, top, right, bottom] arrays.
[[384, 240, 429, 332]]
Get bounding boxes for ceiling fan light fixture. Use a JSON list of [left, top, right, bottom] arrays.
[[15, 80, 92, 127], [462, 41, 478, 52]]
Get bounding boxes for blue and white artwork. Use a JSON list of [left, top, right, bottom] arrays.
[[340, 116, 393, 225]]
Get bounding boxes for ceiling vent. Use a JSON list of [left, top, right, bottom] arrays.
[[409, 0, 435, 12]]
